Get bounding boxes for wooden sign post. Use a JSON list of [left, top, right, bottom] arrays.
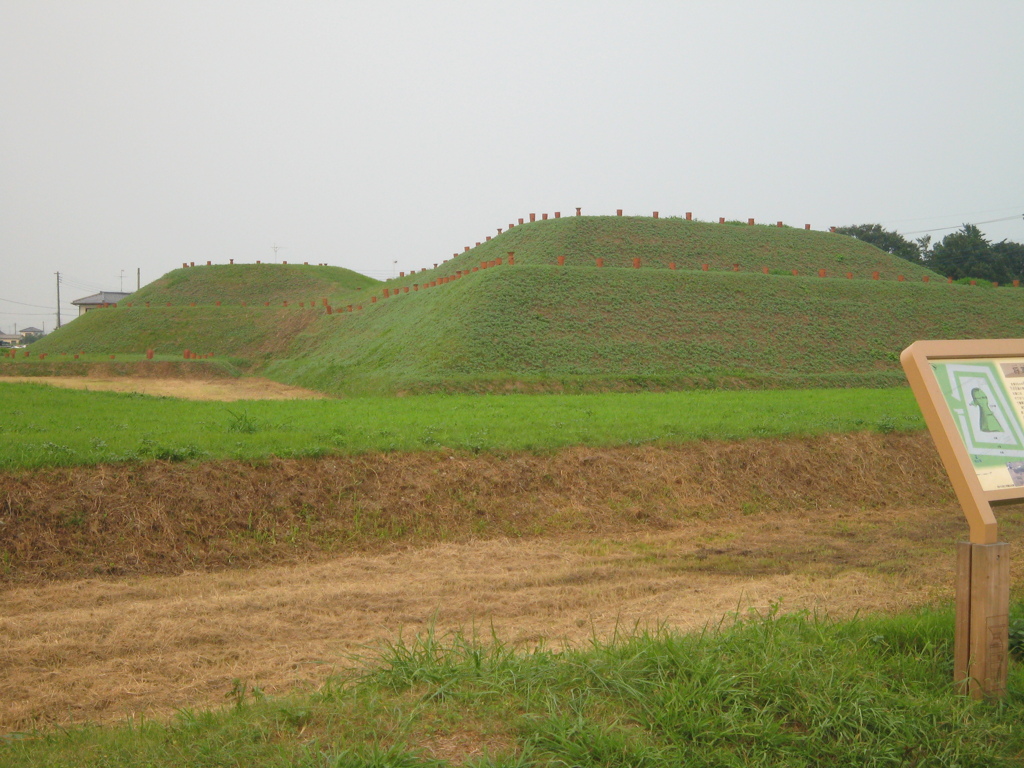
[[902, 339, 1018, 699]]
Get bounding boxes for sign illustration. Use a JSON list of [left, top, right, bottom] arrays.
[[931, 358, 1024, 491]]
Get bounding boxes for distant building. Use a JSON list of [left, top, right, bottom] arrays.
[[18, 327, 44, 336], [71, 292, 132, 316], [0, 333, 20, 347]]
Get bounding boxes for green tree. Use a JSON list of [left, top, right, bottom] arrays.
[[915, 234, 932, 264], [834, 223, 923, 263], [992, 239, 1024, 283], [928, 224, 1006, 282]]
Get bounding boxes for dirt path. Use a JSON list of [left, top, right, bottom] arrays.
[[0, 505, 978, 732], [0, 376, 326, 401]]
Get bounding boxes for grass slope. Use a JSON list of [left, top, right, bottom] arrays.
[[27, 305, 324, 361], [130, 263, 378, 305], [28, 264, 378, 361], [390, 215, 941, 277], [23, 217, 1010, 394], [269, 265, 1024, 394]]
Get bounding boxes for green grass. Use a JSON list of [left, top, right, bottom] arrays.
[[0, 382, 923, 470], [267, 266, 1024, 395], [28, 217, 1024, 396], [4, 607, 1023, 766], [29, 263, 379, 361], [31, 266, 1024, 396], [25, 305, 329, 361], [129, 263, 379, 306], [405, 214, 942, 277]]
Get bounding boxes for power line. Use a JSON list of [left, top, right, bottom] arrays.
[[58, 279, 105, 292], [57, 272, 110, 291], [901, 214, 1023, 236], [0, 297, 55, 309], [882, 206, 1024, 226]]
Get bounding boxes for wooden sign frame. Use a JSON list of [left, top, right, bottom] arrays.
[[901, 339, 1016, 698]]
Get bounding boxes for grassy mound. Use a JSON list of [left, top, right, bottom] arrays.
[[267, 265, 1024, 394], [29, 264, 379, 363], [28, 305, 324, 362], [393, 214, 941, 277], [25, 216, 1023, 394], [130, 263, 378, 306]]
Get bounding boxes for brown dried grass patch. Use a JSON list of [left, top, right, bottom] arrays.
[[0, 360, 237, 381], [0, 517, 990, 732], [0, 375, 326, 401], [1, 432, 952, 585], [4, 432, 1023, 731]]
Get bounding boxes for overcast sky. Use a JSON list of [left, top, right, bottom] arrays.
[[2, 1, 1022, 334]]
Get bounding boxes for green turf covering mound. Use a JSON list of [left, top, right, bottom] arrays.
[[28, 305, 324, 362], [396, 215, 940, 278], [131, 263, 378, 306], [30, 264, 379, 363], [264, 264, 1024, 394], [22, 216, 1024, 394]]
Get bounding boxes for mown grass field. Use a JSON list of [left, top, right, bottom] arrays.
[[0, 382, 921, 470], [3, 609, 1023, 767]]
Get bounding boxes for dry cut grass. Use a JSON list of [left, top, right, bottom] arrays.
[[1, 432, 955, 583], [0, 376, 327, 401], [3, 432, 1024, 731], [0, 505, 989, 732]]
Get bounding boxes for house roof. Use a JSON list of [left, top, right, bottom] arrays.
[[19, 327, 43, 334], [71, 291, 132, 306]]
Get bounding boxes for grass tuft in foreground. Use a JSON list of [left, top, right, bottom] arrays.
[[4, 607, 1023, 766]]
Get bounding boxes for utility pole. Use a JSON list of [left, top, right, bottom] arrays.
[[55, 272, 61, 329], [137, 267, 140, 291], [119, 269, 125, 292]]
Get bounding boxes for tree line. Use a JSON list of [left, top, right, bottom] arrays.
[[836, 221, 1024, 284]]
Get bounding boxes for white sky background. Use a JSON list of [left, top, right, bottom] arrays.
[[2, 1, 1022, 334]]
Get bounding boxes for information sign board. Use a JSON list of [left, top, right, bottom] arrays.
[[901, 339, 1024, 544], [902, 339, 1017, 698]]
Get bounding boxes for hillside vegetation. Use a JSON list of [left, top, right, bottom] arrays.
[[27, 265, 375, 361], [30, 305, 321, 362], [409, 215, 941, 277], [24, 215, 1024, 394], [269, 265, 1024, 394], [131, 263, 378, 305]]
